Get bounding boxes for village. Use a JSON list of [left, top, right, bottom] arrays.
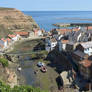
[[0, 28, 44, 52], [45, 24, 92, 92], [0, 22, 92, 92]]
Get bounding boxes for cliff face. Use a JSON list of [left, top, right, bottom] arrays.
[[0, 8, 39, 33]]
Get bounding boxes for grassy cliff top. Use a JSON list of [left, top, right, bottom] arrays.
[[0, 7, 39, 38], [0, 7, 15, 10]]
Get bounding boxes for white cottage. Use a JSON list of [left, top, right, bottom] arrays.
[[0, 38, 8, 48], [45, 37, 57, 51], [8, 34, 20, 41], [76, 41, 92, 56], [50, 38, 57, 50], [58, 40, 69, 52]]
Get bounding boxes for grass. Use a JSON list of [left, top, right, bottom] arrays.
[[0, 7, 14, 10], [10, 39, 45, 53], [0, 24, 13, 39], [34, 60, 58, 91]]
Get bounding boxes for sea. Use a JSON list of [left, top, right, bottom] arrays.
[[23, 11, 92, 31]]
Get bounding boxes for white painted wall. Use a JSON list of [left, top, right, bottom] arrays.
[[4, 41, 8, 48], [38, 30, 43, 36], [50, 42, 57, 50], [77, 33, 82, 42], [84, 48, 92, 56], [62, 44, 66, 51], [12, 35, 20, 41]]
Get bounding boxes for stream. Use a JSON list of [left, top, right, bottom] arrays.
[[17, 55, 38, 87]]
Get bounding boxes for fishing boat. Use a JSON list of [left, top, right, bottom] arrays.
[[41, 66, 47, 73]]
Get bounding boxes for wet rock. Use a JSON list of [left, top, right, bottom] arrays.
[[6, 68, 18, 88]]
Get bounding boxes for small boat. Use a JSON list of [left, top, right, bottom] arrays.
[[37, 62, 45, 67], [17, 67, 22, 71], [41, 66, 47, 73]]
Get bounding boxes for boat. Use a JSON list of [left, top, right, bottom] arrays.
[[41, 66, 47, 73], [37, 62, 45, 67], [17, 66, 22, 71]]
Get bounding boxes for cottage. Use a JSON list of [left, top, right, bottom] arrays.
[[29, 31, 35, 37], [58, 40, 69, 52], [33, 28, 43, 36], [50, 38, 57, 50], [87, 26, 92, 30], [0, 40, 4, 49], [15, 32, 29, 38], [72, 50, 88, 62], [45, 37, 57, 51], [66, 42, 78, 52], [0, 38, 8, 48], [6, 38, 12, 45], [79, 59, 92, 79], [61, 40, 69, 51], [56, 29, 72, 35], [8, 34, 19, 41], [72, 27, 80, 31], [76, 41, 92, 56]]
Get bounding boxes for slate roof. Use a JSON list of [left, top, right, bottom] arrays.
[[73, 50, 87, 58], [80, 41, 92, 49]]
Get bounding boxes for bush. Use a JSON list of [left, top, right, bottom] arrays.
[[0, 58, 8, 67], [0, 81, 48, 92], [31, 53, 37, 59]]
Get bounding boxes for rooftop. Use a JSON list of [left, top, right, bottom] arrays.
[[56, 29, 72, 34], [15, 32, 29, 36], [73, 50, 87, 58], [61, 40, 69, 44], [80, 59, 92, 68], [1, 38, 6, 42], [80, 41, 92, 49], [8, 34, 16, 38]]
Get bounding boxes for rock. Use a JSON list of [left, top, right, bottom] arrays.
[[7, 70, 18, 88], [60, 71, 73, 85], [4, 54, 19, 62]]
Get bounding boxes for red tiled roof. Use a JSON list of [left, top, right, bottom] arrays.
[[61, 40, 69, 44], [8, 34, 16, 38], [80, 59, 92, 68], [6, 38, 11, 42], [88, 26, 92, 30], [15, 32, 29, 36], [73, 28, 80, 31], [56, 29, 72, 34], [1, 38, 7, 42]]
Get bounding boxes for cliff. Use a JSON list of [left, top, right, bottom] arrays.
[[0, 7, 39, 37]]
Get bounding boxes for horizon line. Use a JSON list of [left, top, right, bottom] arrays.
[[22, 10, 92, 12]]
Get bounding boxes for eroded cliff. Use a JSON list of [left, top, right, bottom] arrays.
[[0, 7, 39, 37]]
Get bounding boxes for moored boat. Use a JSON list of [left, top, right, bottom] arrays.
[[41, 66, 47, 73], [37, 62, 45, 67]]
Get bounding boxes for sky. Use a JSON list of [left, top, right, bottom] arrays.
[[0, 0, 92, 11]]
